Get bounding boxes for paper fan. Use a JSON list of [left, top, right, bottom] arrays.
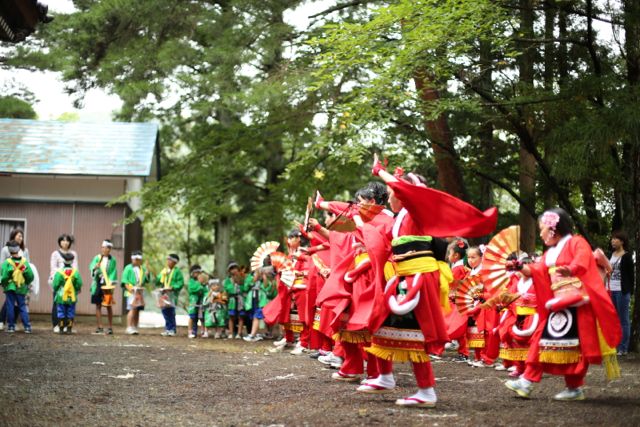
[[250, 241, 281, 271], [454, 276, 483, 315], [268, 251, 288, 271], [280, 269, 296, 288], [479, 225, 522, 292]]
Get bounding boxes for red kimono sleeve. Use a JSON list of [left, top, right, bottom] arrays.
[[387, 179, 498, 238]]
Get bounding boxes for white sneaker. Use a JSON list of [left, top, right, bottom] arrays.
[[235, 334, 242, 339], [273, 337, 287, 346], [0, 322, 4, 331], [53, 325, 60, 334], [494, 363, 506, 371], [444, 340, 459, 351], [243, 335, 258, 342], [188, 333, 196, 339], [167, 331, 176, 337], [126, 327, 137, 335], [201, 331, 209, 338], [553, 388, 585, 401], [214, 332, 221, 339], [290, 343, 306, 356], [507, 366, 517, 372], [318, 352, 342, 366], [472, 360, 494, 368]]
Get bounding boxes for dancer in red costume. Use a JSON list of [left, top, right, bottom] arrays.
[[498, 255, 537, 378], [264, 229, 311, 353], [505, 208, 621, 401], [314, 182, 395, 382], [355, 154, 497, 408], [444, 239, 471, 362], [300, 217, 333, 357]]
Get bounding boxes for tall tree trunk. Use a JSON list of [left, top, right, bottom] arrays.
[[579, 180, 601, 237], [214, 216, 231, 277], [413, 70, 468, 200], [623, 0, 640, 352], [477, 39, 495, 211], [518, 0, 537, 254]]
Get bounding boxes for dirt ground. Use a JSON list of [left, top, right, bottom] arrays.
[[1, 320, 639, 427]]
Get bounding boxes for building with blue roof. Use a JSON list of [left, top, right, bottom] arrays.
[[0, 118, 160, 317]]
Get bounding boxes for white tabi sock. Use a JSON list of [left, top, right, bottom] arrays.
[[368, 373, 396, 388], [410, 387, 437, 403]]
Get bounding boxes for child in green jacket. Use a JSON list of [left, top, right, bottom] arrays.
[[203, 278, 227, 338], [1, 241, 34, 333], [187, 264, 205, 338], [243, 266, 277, 342], [52, 252, 83, 334]]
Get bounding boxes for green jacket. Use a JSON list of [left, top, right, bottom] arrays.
[[52, 267, 83, 305], [121, 264, 151, 297], [89, 254, 117, 295], [187, 278, 205, 315], [244, 277, 277, 310], [156, 267, 184, 305], [223, 275, 251, 311], [1, 257, 34, 295]]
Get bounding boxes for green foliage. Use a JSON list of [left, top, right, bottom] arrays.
[[0, 96, 37, 119]]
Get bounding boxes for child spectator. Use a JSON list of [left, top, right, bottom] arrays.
[[187, 265, 205, 338], [203, 278, 227, 338], [244, 265, 277, 342], [1, 240, 34, 333], [52, 252, 83, 334]]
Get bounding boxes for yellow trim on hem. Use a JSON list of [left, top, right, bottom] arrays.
[[538, 350, 581, 364], [499, 347, 529, 361], [333, 330, 370, 344], [468, 339, 485, 349], [365, 345, 431, 363]]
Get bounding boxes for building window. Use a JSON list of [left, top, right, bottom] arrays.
[[0, 218, 26, 245]]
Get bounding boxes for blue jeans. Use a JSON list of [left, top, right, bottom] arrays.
[[162, 307, 176, 332], [5, 291, 31, 330], [611, 291, 631, 352], [57, 303, 76, 320]]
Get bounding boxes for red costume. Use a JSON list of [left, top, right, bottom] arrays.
[[498, 274, 538, 375], [523, 234, 621, 387]]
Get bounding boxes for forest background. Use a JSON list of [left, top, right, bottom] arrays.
[[1, 0, 639, 349]]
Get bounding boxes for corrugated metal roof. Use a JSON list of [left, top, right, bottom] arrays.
[[0, 119, 158, 177]]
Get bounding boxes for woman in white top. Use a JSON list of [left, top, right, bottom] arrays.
[[0, 228, 30, 330], [49, 234, 78, 332]]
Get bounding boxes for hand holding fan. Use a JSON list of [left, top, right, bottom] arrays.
[[479, 225, 522, 293]]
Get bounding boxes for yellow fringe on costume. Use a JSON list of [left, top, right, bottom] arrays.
[[468, 339, 485, 349], [538, 349, 582, 364], [283, 323, 304, 333], [365, 345, 431, 363], [333, 330, 370, 344], [393, 257, 452, 313], [312, 320, 320, 331], [598, 323, 621, 380], [499, 347, 529, 361]]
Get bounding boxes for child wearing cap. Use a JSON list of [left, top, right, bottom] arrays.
[[187, 265, 206, 338], [156, 254, 184, 336], [89, 240, 118, 335], [52, 252, 83, 334], [121, 250, 152, 335], [1, 241, 35, 333]]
